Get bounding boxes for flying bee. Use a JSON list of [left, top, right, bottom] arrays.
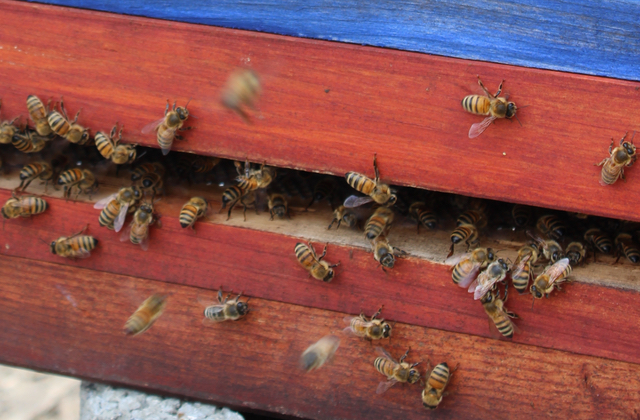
[[469, 258, 510, 300], [409, 202, 437, 232], [26, 95, 54, 137], [373, 347, 421, 394], [596, 132, 637, 186], [446, 247, 496, 288], [120, 202, 158, 251], [18, 162, 53, 192], [530, 258, 572, 305], [512, 204, 533, 228], [328, 205, 358, 230], [12, 128, 47, 153], [371, 235, 405, 271], [565, 241, 587, 266], [95, 123, 137, 164], [448, 223, 479, 258], [123, 294, 167, 336], [305, 176, 337, 210], [47, 98, 90, 145], [462, 76, 519, 138], [57, 168, 98, 200], [456, 209, 486, 228], [137, 171, 164, 198], [131, 162, 165, 182], [364, 206, 394, 241], [536, 215, 567, 240], [50, 225, 98, 259], [510, 243, 539, 293], [93, 186, 142, 232], [344, 154, 396, 208], [527, 231, 564, 263], [198, 287, 250, 324], [584, 228, 613, 261], [142, 99, 192, 155], [422, 362, 453, 409], [343, 306, 392, 342], [294, 241, 340, 282], [179, 197, 208, 229], [1, 192, 48, 219], [221, 68, 262, 123], [268, 193, 290, 220], [481, 288, 519, 339], [615, 233, 640, 264], [299, 334, 341, 372]]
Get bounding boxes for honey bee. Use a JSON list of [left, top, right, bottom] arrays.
[[565, 241, 587, 266], [179, 197, 208, 229], [456, 209, 486, 228], [123, 294, 167, 336], [584, 228, 613, 261], [50, 225, 98, 259], [448, 223, 479, 258], [344, 154, 396, 208], [536, 215, 567, 240], [364, 206, 394, 241], [299, 334, 341, 372], [26, 95, 54, 137], [510, 243, 539, 293], [221, 69, 262, 123], [615, 233, 640, 264], [305, 177, 337, 210], [120, 202, 158, 251], [481, 288, 519, 339], [268, 193, 290, 220], [409, 202, 437, 232], [596, 132, 637, 186], [1, 192, 48, 219], [11, 128, 47, 153], [446, 247, 496, 288], [530, 258, 572, 305], [422, 362, 453, 409], [469, 258, 509, 300], [57, 168, 98, 200], [0, 99, 20, 143], [343, 306, 392, 341], [527, 231, 564, 263], [328, 205, 358, 230], [294, 241, 340, 282], [198, 287, 250, 324], [95, 123, 137, 164], [221, 160, 274, 220], [142, 99, 192, 155], [220, 185, 249, 220], [462, 76, 519, 138], [47, 98, 90, 144], [93, 186, 142, 232], [137, 171, 164, 198], [190, 155, 220, 174], [371, 235, 405, 270], [18, 162, 53, 192], [373, 347, 421, 394], [131, 162, 165, 182], [512, 204, 533, 228]]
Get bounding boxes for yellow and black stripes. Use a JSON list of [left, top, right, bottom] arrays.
[[461, 95, 490, 115], [345, 172, 375, 195]]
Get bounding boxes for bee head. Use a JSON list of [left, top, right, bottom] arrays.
[[530, 285, 543, 299], [323, 269, 335, 283], [380, 253, 395, 268], [81, 130, 90, 143], [236, 301, 249, 316], [486, 248, 495, 261], [481, 292, 493, 304], [49, 241, 58, 254], [176, 107, 190, 121], [408, 367, 421, 384], [381, 323, 392, 338], [387, 194, 397, 206], [506, 102, 517, 118], [623, 142, 636, 156]]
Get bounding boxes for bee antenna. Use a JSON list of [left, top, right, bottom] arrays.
[[514, 114, 523, 127], [518, 104, 530, 109], [531, 296, 536, 310], [185, 98, 192, 109]]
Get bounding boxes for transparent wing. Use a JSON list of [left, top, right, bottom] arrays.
[[344, 195, 373, 208], [141, 118, 164, 134], [471, 269, 503, 300], [113, 203, 130, 233], [544, 258, 571, 286], [445, 252, 471, 266], [468, 116, 496, 139], [374, 346, 398, 363], [70, 248, 93, 259], [376, 379, 399, 395], [93, 193, 117, 209], [458, 263, 481, 289], [139, 231, 150, 251], [202, 306, 227, 326], [510, 254, 531, 282], [342, 316, 369, 337], [120, 221, 133, 242], [197, 295, 219, 308]]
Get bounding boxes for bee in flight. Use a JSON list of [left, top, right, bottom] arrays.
[[50, 225, 98, 259], [18, 162, 53, 192], [299, 334, 341, 372], [47, 98, 90, 144], [198, 287, 250, 325], [344, 154, 396, 208], [422, 362, 454, 409], [373, 347, 421, 394], [120, 202, 159, 251], [446, 247, 495, 288], [221, 68, 262, 124], [26, 95, 54, 137], [468, 258, 509, 300], [462, 76, 520, 138], [294, 241, 340, 282], [179, 197, 209, 230], [142, 99, 192, 155], [123, 294, 167, 336], [481, 288, 519, 339], [530, 258, 572, 307], [596, 132, 636, 186], [328, 205, 358, 230], [93, 186, 142, 232], [343, 306, 392, 342], [95, 123, 137, 164], [1, 191, 48, 220]]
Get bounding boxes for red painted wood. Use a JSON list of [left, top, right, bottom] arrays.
[[2, 189, 640, 367], [1, 1, 640, 222], [2, 255, 640, 420]]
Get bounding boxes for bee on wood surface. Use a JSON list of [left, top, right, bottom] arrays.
[[527, 231, 564, 263], [565, 241, 587, 266], [446, 247, 496, 288], [57, 168, 98, 200], [268, 193, 289, 220], [481, 288, 519, 339], [26, 95, 54, 137], [462, 76, 519, 138], [364, 206, 394, 241], [596, 132, 637, 186], [1, 192, 48, 219], [305, 176, 337, 210], [328, 205, 358, 230], [373, 347, 421, 394], [198, 287, 250, 324], [584, 228, 613, 261], [299, 334, 341, 372], [510, 243, 539, 293], [536, 215, 567, 241], [0, 99, 21, 144], [18, 162, 53, 192], [530, 258, 572, 305], [179, 197, 208, 229], [344, 154, 396, 208], [12, 128, 47, 153], [294, 241, 340, 282], [469, 258, 509, 300], [47, 98, 90, 145], [123, 294, 167, 336], [409, 202, 437, 232], [371, 235, 405, 271], [222, 69, 262, 123], [131, 162, 165, 182], [120, 202, 158, 251], [422, 362, 453, 409], [343, 306, 391, 342], [95, 123, 137, 164], [50, 225, 98, 259], [511, 204, 533, 228], [615, 233, 640, 264], [142, 99, 192, 155], [448, 223, 479, 258], [93, 186, 142, 232]]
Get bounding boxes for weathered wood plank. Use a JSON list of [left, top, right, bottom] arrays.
[[1, 255, 640, 420], [22, 0, 640, 81]]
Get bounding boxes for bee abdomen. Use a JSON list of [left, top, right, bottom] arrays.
[[451, 261, 471, 285], [26, 95, 45, 118], [512, 268, 531, 293], [456, 210, 483, 226], [221, 185, 244, 208], [345, 172, 374, 195], [204, 306, 225, 321], [365, 216, 386, 240], [451, 224, 477, 244], [179, 204, 198, 228], [417, 209, 437, 229], [99, 202, 120, 228], [25, 197, 48, 215], [71, 236, 98, 252], [495, 317, 514, 338], [47, 111, 71, 136], [374, 357, 394, 377], [95, 132, 114, 159], [428, 363, 450, 389], [462, 95, 490, 115], [294, 243, 314, 268]]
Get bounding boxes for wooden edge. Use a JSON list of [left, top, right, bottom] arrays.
[[2, 1, 640, 223], [2, 189, 640, 367]]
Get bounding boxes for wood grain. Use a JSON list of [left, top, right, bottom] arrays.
[[2, 254, 640, 420], [23, 0, 640, 81], [3, 189, 640, 367]]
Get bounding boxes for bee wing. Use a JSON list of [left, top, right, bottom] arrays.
[[120, 221, 133, 242], [344, 195, 373, 208], [93, 193, 118, 209], [139, 231, 150, 251], [160, 144, 172, 156], [197, 295, 219, 308], [141, 118, 164, 134], [470, 269, 501, 300], [458, 263, 481, 289], [376, 379, 399, 395], [510, 254, 531, 282], [468, 116, 496, 139], [544, 258, 571, 286], [445, 252, 471, 266], [202, 305, 227, 325], [375, 346, 398, 363], [71, 248, 93, 259], [113, 203, 130, 233]]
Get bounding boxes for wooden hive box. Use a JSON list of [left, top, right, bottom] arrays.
[[1, 0, 640, 418]]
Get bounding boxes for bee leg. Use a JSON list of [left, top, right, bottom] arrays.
[[621, 168, 626, 182], [493, 80, 505, 98], [595, 157, 608, 167], [318, 244, 328, 261], [476, 76, 492, 98], [371, 305, 384, 320], [399, 348, 410, 363], [373, 153, 380, 183], [328, 261, 341, 268], [217, 288, 224, 303], [164, 99, 170, 116], [269, 210, 274, 221], [59, 97, 70, 121], [72, 109, 81, 125], [172, 101, 177, 111]]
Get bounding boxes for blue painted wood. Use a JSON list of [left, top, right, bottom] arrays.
[[23, 0, 640, 81]]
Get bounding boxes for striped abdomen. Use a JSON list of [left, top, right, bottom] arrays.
[[374, 357, 397, 379], [365, 208, 394, 241], [19, 162, 53, 190], [462, 95, 491, 115], [236, 175, 259, 192], [65, 236, 98, 256], [179, 198, 207, 228], [512, 261, 532, 293], [12, 132, 46, 153], [512, 204, 532, 227], [600, 159, 624, 185], [585, 229, 612, 254], [192, 156, 220, 173], [57, 168, 84, 187], [345, 172, 375, 195], [130, 222, 150, 245], [537, 215, 566, 239], [349, 318, 369, 337], [451, 224, 477, 245], [99, 199, 121, 229], [456, 210, 483, 227], [94, 132, 114, 159], [313, 177, 336, 201], [27, 95, 53, 136], [492, 312, 515, 338], [620, 242, 640, 263], [47, 111, 71, 137], [452, 259, 475, 285], [268, 195, 288, 219], [221, 185, 245, 208], [19, 197, 48, 217], [156, 122, 177, 153], [295, 243, 317, 271], [139, 172, 163, 196], [131, 163, 157, 181], [427, 363, 450, 392], [417, 208, 437, 229]]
